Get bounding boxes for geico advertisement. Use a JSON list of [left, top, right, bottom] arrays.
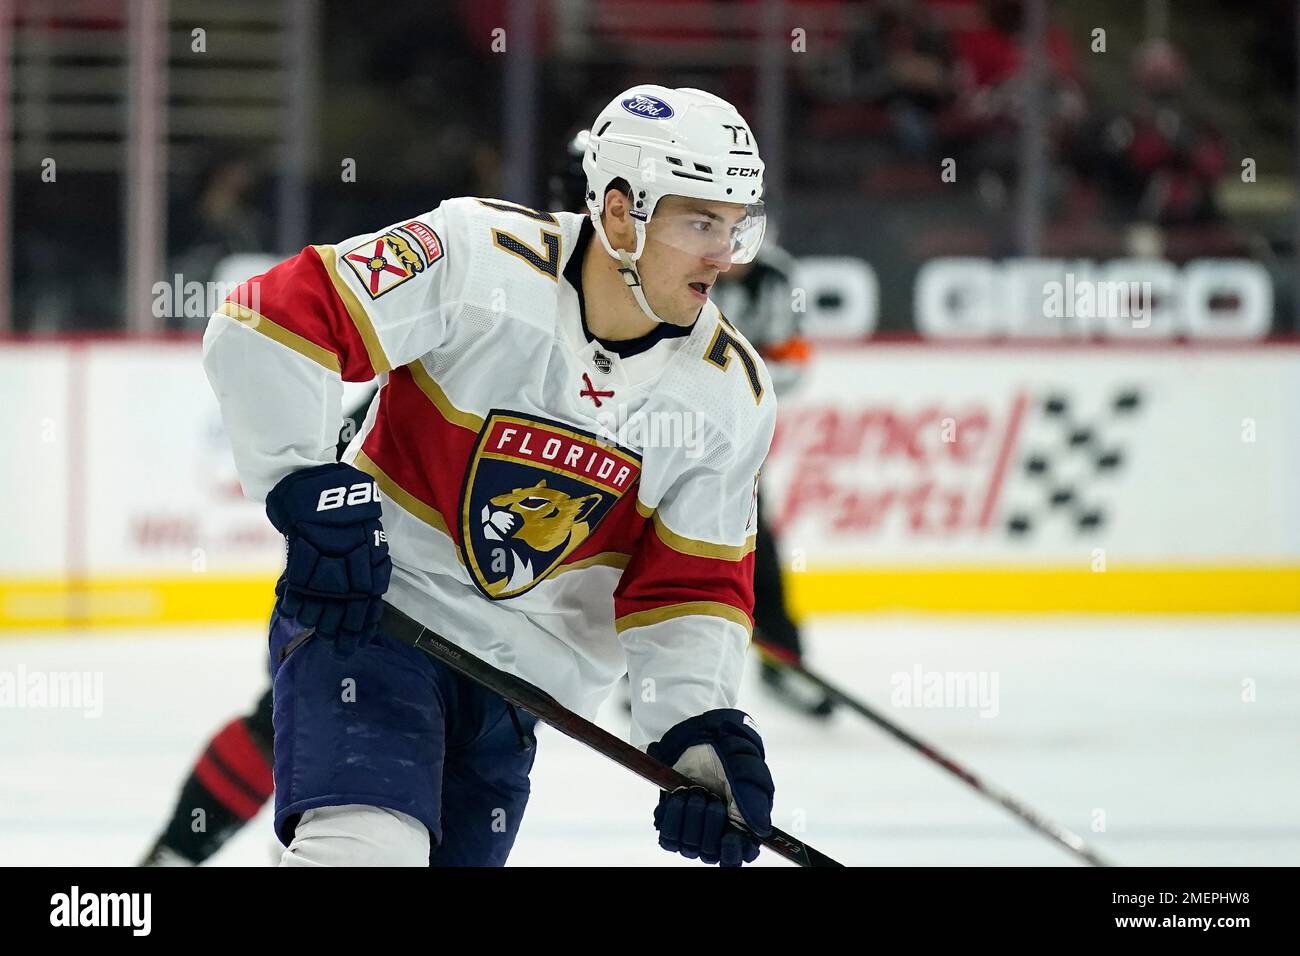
[[761, 346, 1299, 564]]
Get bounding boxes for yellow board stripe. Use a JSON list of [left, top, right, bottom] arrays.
[[2, 566, 1297, 630], [405, 360, 484, 432], [217, 301, 341, 373], [616, 600, 753, 636], [0, 576, 277, 629], [314, 245, 393, 374], [353, 450, 452, 538], [786, 566, 1300, 616], [650, 512, 756, 562]]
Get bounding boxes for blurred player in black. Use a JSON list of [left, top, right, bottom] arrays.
[[554, 132, 834, 718], [710, 244, 834, 717]]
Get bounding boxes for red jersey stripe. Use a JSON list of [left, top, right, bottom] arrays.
[[224, 246, 377, 382]]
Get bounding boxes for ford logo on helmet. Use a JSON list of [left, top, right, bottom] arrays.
[[620, 94, 674, 119]]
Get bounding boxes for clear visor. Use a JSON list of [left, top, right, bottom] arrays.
[[644, 200, 767, 266]]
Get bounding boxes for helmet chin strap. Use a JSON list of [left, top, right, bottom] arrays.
[[614, 250, 667, 326], [592, 213, 669, 325]]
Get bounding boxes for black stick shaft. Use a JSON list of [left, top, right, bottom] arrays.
[[755, 640, 1110, 867], [385, 606, 843, 867]]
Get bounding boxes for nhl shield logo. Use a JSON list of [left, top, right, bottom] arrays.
[[460, 411, 641, 600]]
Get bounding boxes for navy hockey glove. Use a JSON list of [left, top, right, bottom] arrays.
[[647, 709, 775, 867], [265, 462, 391, 654]]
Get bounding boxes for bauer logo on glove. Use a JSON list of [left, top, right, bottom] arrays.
[[265, 462, 392, 653]]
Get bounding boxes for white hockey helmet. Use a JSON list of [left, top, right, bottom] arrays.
[[582, 85, 767, 322]]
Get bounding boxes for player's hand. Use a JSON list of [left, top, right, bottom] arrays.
[[264, 462, 391, 655], [647, 709, 775, 867]]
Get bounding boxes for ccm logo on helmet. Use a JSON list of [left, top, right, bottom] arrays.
[[727, 167, 761, 177], [620, 94, 675, 119], [316, 482, 382, 511]]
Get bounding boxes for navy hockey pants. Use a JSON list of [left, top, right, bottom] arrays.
[[268, 608, 540, 866]]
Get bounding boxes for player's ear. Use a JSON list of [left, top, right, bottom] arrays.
[[601, 186, 635, 250]]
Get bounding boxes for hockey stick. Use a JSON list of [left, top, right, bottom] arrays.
[[754, 638, 1112, 867], [380, 603, 843, 868]]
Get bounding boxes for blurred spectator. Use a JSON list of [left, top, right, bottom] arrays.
[[952, 0, 1082, 96], [842, 0, 958, 158], [948, 0, 1086, 207], [1090, 40, 1228, 226], [169, 153, 270, 324]]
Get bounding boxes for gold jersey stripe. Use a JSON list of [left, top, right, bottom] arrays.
[[405, 360, 485, 432], [650, 511, 756, 561], [218, 301, 341, 374], [615, 600, 752, 636], [353, 450, 452, 538], [314, 244, 393, 375]]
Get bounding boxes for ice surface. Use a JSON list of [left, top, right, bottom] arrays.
[[2, 615, 1296, 866]]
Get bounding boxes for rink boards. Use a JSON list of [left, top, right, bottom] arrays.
[[1, 339, 1296, 627]]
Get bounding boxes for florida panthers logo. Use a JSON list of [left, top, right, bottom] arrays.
[[341, 222, 444, 298], [461, 412, 641, 599]]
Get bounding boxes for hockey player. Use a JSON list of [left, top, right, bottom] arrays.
[[553, 130, 833, 719], [202, 86, 780, 866]]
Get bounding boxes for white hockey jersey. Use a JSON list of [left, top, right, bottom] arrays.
[[202, 197, 776, 748]]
